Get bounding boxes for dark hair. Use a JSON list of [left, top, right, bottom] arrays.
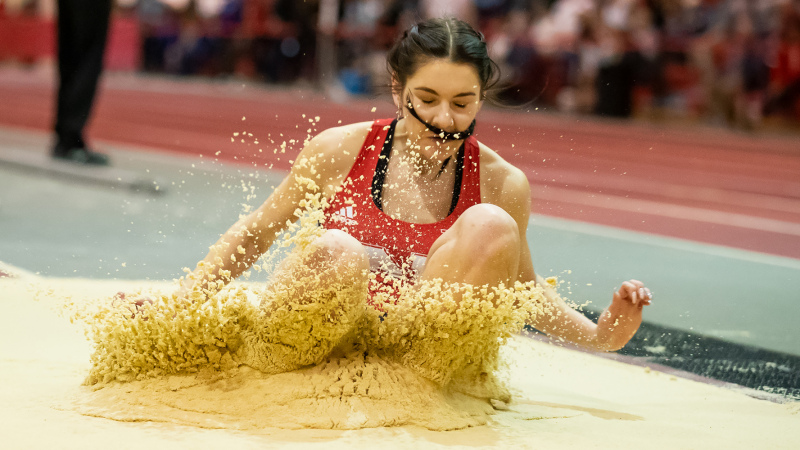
[[387, 18, 500, 97]]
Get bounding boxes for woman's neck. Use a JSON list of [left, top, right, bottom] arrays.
[[393, 119, 462, 179]]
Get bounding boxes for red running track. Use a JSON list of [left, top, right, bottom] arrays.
[[2, 70, 799, 259]]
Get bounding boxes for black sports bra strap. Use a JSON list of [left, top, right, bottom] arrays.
[[450, 144, 464, 215], [371, 119, 396, 211]]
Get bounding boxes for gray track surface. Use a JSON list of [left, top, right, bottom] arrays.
[[1, 126, 799, 362]]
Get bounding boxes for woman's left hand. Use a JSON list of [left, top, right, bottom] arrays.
[[594, 279, 652, 351], [612, 279, 652, 308]]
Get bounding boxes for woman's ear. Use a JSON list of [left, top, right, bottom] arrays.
[[391, 76, 402, 111]]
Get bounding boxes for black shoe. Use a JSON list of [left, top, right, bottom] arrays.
[[53, 147, 110, 166]]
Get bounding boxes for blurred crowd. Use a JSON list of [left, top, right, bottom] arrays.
[[3, 0, 800, 128]]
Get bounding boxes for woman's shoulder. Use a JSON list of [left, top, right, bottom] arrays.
[[478, 142, 529, 197], [288, 121, 379, 197], [310, 121, 375, 153], [477, 141, 531, 216], [295, 121, 375, 173]]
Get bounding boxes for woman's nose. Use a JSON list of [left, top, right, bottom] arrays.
[[430, 105, 455, 131]]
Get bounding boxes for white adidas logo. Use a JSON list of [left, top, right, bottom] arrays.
[[363, 244, 427, 278], [339, 206, 355, 218], [333, 206, 358, 225]]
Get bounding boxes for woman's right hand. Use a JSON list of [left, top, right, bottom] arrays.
[[112, 292, 155, 319]]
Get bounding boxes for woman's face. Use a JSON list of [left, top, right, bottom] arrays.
[[394, 59, 483, 159]]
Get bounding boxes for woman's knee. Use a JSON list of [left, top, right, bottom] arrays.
[[423, 204, 520, 285], [457, 204, 520, 256], [310, 229, 369, 275], [265, 229, 368, 307]]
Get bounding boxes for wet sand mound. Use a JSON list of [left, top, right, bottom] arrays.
[[76, 354, 494, 431]]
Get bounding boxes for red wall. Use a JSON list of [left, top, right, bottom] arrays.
[[0, 13, 140, 71]]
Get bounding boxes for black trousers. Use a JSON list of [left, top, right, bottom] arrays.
[[53, 0, 111, 151], [765, 79, 800, 117]]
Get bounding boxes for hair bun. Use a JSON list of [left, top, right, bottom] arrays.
[[386, 18, 500, 95]]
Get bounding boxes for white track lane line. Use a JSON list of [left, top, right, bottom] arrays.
[[533, 185, 800, 237], [530, 214, 800, 270]]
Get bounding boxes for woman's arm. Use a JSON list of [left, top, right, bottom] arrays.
[[177, 124, 368, 300], [524, 262, 651, 352], [175, 175, 302, 299], [487, 156, 651, 352]]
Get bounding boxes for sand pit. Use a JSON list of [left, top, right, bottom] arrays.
[[1, 274, 798, 449]]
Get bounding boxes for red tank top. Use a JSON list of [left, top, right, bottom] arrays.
[[322, 118, 482, 305]]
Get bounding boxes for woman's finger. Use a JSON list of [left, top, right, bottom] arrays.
[[621, 281, 637, 293]]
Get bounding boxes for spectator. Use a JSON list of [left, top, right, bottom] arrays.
[[139, 0, 182, 73], [765, 5, 800, 122], [421, 0, 478, 26], [592, 1, 649, 118], [121, 0, 800, 130], [488, 8, 538, 101]]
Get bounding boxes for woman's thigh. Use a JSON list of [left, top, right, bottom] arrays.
[[378, 206, 525, 387]]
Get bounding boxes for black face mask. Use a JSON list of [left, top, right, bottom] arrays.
[[405, 93, 476, 141]]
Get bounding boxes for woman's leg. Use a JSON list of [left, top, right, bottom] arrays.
[[421, 203, 520, 288], [235, 229, 370, 373], [387, 204, 521, 390]]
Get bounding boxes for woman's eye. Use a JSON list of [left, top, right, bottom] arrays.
[[454, 103, 467, 109], [421, 99, 434, 104]]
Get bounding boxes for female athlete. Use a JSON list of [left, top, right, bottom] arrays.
[[174, 17, 652, 372]]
